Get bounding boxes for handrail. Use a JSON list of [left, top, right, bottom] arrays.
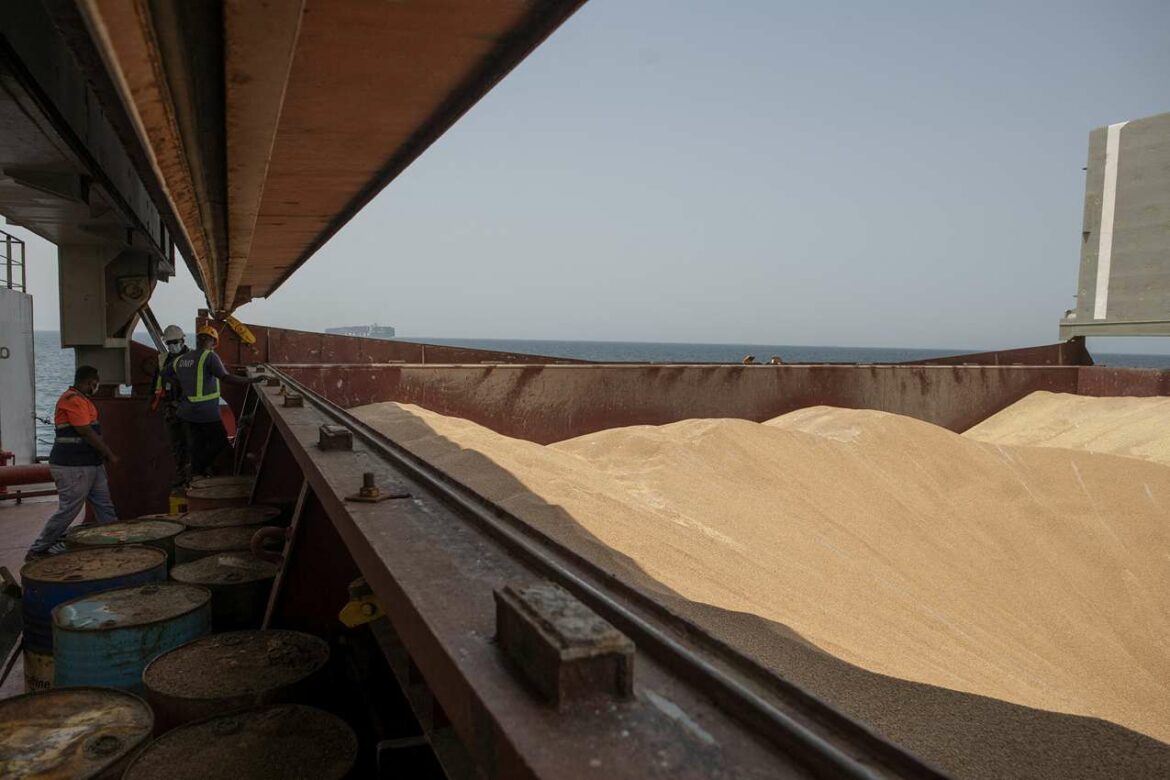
[[1, 229, 27, 292]]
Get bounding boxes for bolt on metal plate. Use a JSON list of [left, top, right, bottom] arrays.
[[282, 393, 303, 408], [495, 581, 634, 709], [345, 471, 410, 503], [317, 424, 353, 451]]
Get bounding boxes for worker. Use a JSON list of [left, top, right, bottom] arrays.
[[152, 324, 190, 489], [169, 324, 264, 481], [26, 366, 119, 560]]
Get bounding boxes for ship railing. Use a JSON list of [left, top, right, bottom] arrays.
[[1, 229, 27, 292]]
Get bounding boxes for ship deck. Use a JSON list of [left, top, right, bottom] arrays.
[[0, 496, 54, 700]]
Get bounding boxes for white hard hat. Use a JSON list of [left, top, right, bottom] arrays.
[[162, 325, 185, 342]]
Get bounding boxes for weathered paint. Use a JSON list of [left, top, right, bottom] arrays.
[[52, 583, 212, 690], [90, 394, 176, 519], [21, 547, 167, 655], [1077, 366, 1170, 396], [0, 687, 153, 779], [276, 363, 1086, 443], [21, 648, 52, 693], [185, 482, 253, 511], [64, 520, 185, 566]]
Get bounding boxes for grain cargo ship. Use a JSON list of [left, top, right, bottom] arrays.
[[0, 3, 1167, 779]]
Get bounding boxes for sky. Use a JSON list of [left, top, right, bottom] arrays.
[[9, 0, 1170, 352]]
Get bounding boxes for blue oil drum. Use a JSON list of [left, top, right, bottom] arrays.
[[52, 582, 212, 691], [21, 547, 168, 660]]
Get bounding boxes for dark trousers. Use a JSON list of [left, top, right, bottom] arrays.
[[185, 419, 229, 479], [164, 414, 188, 486]]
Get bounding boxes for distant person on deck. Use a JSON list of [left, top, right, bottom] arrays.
[[152, 324, 190, 490], [168, 324, 263, 482], [26, 366, 119, 560]]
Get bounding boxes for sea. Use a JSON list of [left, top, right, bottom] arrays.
[[32, 331, 1170, 456]]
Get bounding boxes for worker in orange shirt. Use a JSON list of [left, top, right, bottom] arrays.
[[26, 366, 119, 560]]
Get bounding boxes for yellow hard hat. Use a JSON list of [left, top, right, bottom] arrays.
[[196, 324, 219, 342]]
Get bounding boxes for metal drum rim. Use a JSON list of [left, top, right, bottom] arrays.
[[174, 524, 267, 551], [51, 583, 214, 633], [0, 685, 155, 778], [20, 545, 167, 583], [65, 520, 187, 543], [141, 630, 330, 701]]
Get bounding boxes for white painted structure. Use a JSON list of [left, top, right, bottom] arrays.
[[0, 287, 35, 463]]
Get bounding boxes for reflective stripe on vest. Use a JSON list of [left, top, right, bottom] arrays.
[[187, 349, 221, 403]]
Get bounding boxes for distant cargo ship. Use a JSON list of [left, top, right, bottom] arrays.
[[325, 324, 396, 339]]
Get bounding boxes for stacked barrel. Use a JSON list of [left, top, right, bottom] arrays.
[[1, 474, 358, 778]]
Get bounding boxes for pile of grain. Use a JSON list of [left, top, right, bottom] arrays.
[[353, 401, 1170, 778], [964, 390, 1170, 466]]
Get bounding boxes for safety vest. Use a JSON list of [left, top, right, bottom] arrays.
[[185, 349, 221, 403], [49, 388, 103, 466]]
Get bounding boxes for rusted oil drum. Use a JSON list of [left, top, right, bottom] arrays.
[[189, 475, 255, 490], [52, 582, 212, 690], [169, 553, 278, 630], [0, 687, 153, 779], [123, 704, 357, 780], [20, 547, 167, 691], [64, 520, 185, 566], [142, 630, 330, 728], [185, 481, 253, 511], [181, 504, 281, 530], [174, 525, 274, 564]]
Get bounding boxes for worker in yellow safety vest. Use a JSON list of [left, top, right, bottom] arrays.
[[166, 324, 264, 482], [151, 324, 190, 489]]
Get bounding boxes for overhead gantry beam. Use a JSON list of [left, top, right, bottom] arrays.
[[71, 0, 588, 314]]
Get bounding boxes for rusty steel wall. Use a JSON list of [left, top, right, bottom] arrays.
[[275, 363, 1084, 443], [91, 396, 175, 519], [1076, 366, 1170, 396], [201, 314, 588, 366], [904, 339, 1093, 367]]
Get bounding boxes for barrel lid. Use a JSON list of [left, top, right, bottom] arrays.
[[189, 475, 254, 490], [0, 687, 153, 779], [144, 630, 329, 700], [170, 553, 278, 586], [181, 505, 280, 529], [66, 520, 185, 546], [22, 546, 166, 583], [54, 583, 211, 631], [186, 483, 252, 501], [175, 525, 266, 553], [122, 705, 357, 780], [135, 513, 186, 523]]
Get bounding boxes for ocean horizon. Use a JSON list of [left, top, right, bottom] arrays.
[[31, 330, 1170, 456]]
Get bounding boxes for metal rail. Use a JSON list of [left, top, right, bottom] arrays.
[[1, 229, 26, 291], [263, 365, 947, 779]]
